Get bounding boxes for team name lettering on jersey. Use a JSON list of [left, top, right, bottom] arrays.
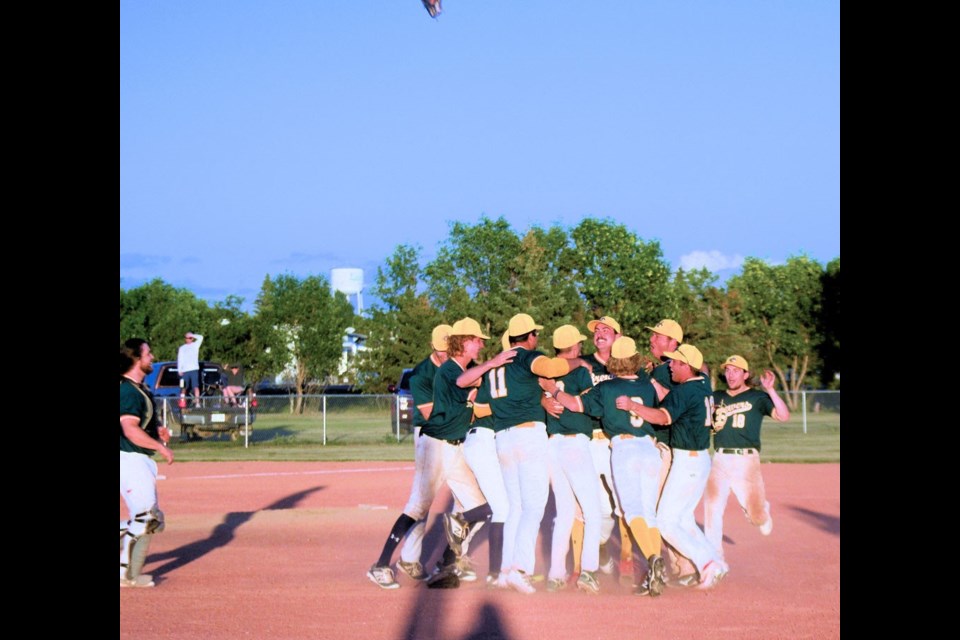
[[714, 400, 754, 430]]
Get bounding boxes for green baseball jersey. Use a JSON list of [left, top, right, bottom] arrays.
[[659, 376, 713, 450], [584, 353, 614, 386], [580, 376, 661, 439], [488, 347, 548, 431], [652, 361, 673, 389], [712, 388, 775, 451], [471, 380, 495, 431], [546, 365, 595, 436], [422, 359, 475, 441], [119, 378, 160, 455], [410, 354, 441, 427]]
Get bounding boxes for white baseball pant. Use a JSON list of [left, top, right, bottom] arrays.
[[548, 433, 601, 579]]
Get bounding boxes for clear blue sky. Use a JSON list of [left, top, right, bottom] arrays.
[[120, 1, 840, 308]]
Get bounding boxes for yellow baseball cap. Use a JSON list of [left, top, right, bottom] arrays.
[[507, 313, 543, 337], [721, 355, 749, 373], [587, 316, 622, 334], [431, 324, 453, 352], [646, 319, 684, 343], [552, 325, 588, 349], [450, 317, 490, 339], [663, 344, 703, 370], [611, 336, 638, 359], [500, 330, 511, 351]]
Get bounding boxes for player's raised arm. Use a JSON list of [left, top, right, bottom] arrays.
[[760, 370, 791, 421]]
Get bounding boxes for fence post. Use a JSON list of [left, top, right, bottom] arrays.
[[322, 395, 327, 446], [244, 397, 250, 449], [802, 390, 808, 434], [395, 395, 401, 443]]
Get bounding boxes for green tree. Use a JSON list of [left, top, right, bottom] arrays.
[[203, 296, 285, 388], [423, 217, 585, 356], [255, 273, 355, 412], [727, 256, 824, 408], [357, 245, 443, 393], [818, 257, 840, 388], [563, 218, 673, 336], [671, 268, 753, 389], [120, 279, 209, 359]]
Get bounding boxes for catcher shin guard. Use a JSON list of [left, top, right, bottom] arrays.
[[121, 530, 153, 580]]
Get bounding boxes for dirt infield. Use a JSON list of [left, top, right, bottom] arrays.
[[120, 462, 840, 640]]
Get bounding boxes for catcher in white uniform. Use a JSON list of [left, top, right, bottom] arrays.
[[704, 355, 789, 563]]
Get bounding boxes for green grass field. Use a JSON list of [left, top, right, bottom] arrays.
[[167, 405, 840, 464]]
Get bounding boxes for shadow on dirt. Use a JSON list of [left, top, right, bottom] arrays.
[[786, 505, 840, 536], [147, 485, 325, 578]]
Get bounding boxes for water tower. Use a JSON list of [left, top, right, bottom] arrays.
[[331, 268, 364, 314]]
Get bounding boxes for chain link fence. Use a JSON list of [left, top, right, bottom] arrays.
[[160, 390, 839, 448]]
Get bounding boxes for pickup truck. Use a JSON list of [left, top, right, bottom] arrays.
[[390, 368, 415, 434], [142, 361, 258, 441]]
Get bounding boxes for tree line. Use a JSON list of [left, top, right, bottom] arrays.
[[120, 217, 839, 407]]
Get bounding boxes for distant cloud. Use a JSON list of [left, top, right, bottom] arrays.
[[120, 253, 172, 269], [276, 251, 344, 265], [679, 250, 745, 272]]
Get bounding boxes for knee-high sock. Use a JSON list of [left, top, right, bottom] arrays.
[[619, 516, 633, 562], [648, 526, 663, 557], [570, 518, 585, 575], [488, 522, 504, 577], [629, 517, 661, 560], [377, 514, 417, 567]]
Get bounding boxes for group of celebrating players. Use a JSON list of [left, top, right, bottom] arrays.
[[367, 313, 789, 596]]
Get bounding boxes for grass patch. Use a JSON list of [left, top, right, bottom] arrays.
[[167, 405, 839, 463]]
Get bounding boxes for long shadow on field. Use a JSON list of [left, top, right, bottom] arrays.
[[787, 505, 840, 537], [147, 485, 325, 579], [400, 587, 512, 640]]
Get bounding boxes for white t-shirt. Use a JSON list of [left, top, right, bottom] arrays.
[[177, 335, 204, 373]]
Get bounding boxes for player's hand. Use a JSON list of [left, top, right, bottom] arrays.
[[491, 348, 517, 368], [760, 370, 776, 391], [158, 443, 174, 465], [614, 395, 634, 412], [541, 394, 563, 418], [538, 377, 558, 394], [656, 441, 671, 457], [158, 426, 171, 444]]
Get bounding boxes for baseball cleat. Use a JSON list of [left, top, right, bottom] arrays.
[[647, 554, 666, 597], [397, 560, 428, 581], [486, 573, 507, 589], [696, 561, 728, 590], [576, 571, 601, 595], [667, 573, 700, 588], [455, 555, 477, 582], [367, 564, 400, 590], [505, 570, 536, 594], [633, 577, 651, 596], [546, 577, 568, 593], [120, 574, 155, 588]]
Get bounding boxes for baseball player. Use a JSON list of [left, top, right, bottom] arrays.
[[367, 324, 453, 589], [120, 338, 174, 588], [488, 313, 587, 594], [645, 319, 684, 399], [704, 356, 790, 563], [540, 325, 603, 594], [422, 318, 517, 588], [621, 343, 728, 590], [580, 316, 637, 586], [545, 337, 668, 597], [452, 333, 516, 587]]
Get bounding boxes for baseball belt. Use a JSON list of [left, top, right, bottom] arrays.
[[715, 447, 759, 455]]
